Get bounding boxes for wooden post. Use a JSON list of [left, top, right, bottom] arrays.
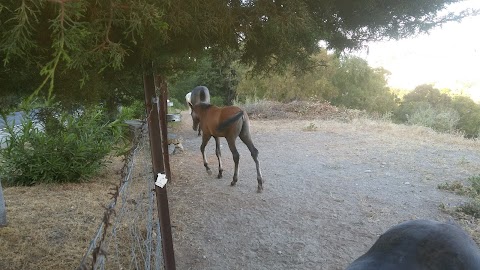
[[143, 73, 176, 270]]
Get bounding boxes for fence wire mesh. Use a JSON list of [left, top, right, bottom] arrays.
[[78, 123, 164, 270]]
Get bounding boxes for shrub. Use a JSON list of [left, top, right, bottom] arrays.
[[406, 102, 459, 133], [394, 85, 452, 123], [451, 96, 480, 138], [0, 105, 124, 186], [396, 88, 480, 138], [469, 175, 480, 196], [438, 181, 471, 196], [457, 200, 480, 218], [439, 176, 480, 218], [210, 96, 225, 106], [119, 100, 145, 120], [402, 84, 452, 108], [394, 101, 425, 123]]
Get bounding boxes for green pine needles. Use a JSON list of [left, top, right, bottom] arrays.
[[0, 104, 126, 186]]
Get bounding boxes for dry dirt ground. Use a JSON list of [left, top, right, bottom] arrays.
[[0, 157, 122, 269], [168, 110, 480, 270], [1, 103, 480, 270]]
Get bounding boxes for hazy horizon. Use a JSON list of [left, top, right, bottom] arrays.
[[356, 0, 480, 101]]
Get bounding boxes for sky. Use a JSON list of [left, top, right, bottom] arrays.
[[355, 0, 480, 101]]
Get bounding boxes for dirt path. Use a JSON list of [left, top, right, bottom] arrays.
[[168, 112, 480, 270]]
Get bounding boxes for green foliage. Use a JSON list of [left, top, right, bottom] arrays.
[[210, 96, 225, 106], [0, 60, 144, 118], [406, 102, 459, 133], [331, 57, 396, 113], [168, 98, 187, 112], [395, 85, 480, 137], [438, 181, 471, 196], [167, 50, 238, 106], [457, 200, 480, 218], [236, 51, 338, 103], [167, 55, 215, 103], [0, 0, 40, 66], [1, 0, 476, 105], [236, 53, 396, 114], [439, 176, 480, 218], [395, 85, 453, 122], [0, 61, 43, 112], [451, 96, 480, 138], [118, 100, 145, 120], [0, 104, 125, 186], [405, 85, 453, 107], [469, 175, 480, 196]]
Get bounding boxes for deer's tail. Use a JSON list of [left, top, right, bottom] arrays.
[[216, 111, 244, 132]]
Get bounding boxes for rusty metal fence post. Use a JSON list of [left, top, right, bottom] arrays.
[[155, 75, 173, 183], [143, 73, 176, 270]]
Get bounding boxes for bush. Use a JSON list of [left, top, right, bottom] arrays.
[[469, 175, 480, 196], [457, 200, 480, 218], [210, 96, 225, 106], [0, 105, 124, 186], [395, 87, 480, 138], [402, 84, 452, 107], [451, 96, 480, 138], [406, 103, 459, 133], [438, 181, 470, 196], [119, 100, 145, 120], [394, 85, 452, 123], [439, 176, 480, 218]]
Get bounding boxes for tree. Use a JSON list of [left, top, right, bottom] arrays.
[[167, 49, 240, 105], [393, 85, 480, 137], [394, 84, 453, 122], [0, 60, 42, 111], [451, 95, 480, 138], [235, 49, 339, 102], [403, 84, 453, 108], [331, 56, 396, 113], [0, 0, 477, 101]]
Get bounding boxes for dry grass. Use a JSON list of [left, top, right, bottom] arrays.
[[438, 178, 480, 242], [1, 100, 480, 269], [0, 156, 124, 270], [243, 100, 479, 149], [242, 100, 368, 121]]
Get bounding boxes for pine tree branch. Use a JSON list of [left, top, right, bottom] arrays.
[[1, 0, 41, 65]]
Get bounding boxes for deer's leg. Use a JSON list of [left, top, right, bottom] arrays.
[[201, 135, 212, 175], [215, 137, 223, 178], [240, 133, 263, 193], [226, 138, 239, 186]]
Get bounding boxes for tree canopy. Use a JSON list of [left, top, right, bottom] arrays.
[[0, 0, 478, 100], [330, 56, 396, 113]]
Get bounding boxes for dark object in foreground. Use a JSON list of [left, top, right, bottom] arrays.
[[190, 103, 263, 192], [346, 219, 480, 270]]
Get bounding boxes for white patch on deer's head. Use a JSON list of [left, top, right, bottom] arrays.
[[190, 104, 200, 131]]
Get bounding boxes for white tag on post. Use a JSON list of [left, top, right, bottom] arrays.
[[155, 173, 168, 188]]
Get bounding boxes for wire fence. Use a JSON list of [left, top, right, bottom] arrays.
[[78, 122, 164, 270]]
